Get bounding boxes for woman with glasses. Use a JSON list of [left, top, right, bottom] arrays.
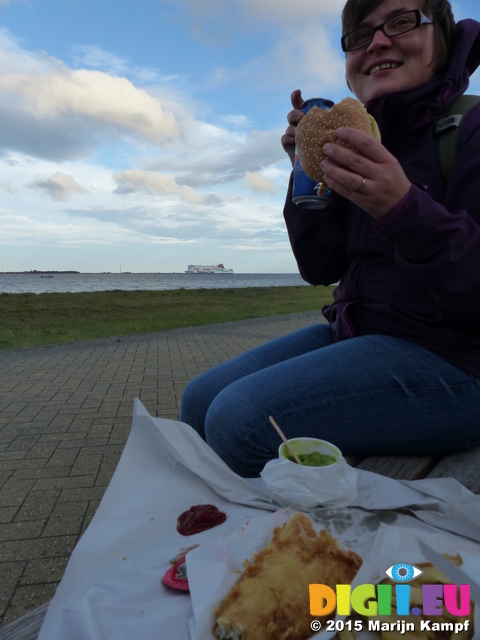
[[180, 0, 480, 478]]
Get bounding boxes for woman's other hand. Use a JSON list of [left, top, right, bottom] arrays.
[[281, 89, 305, 165], [320, 127, 412, 218]]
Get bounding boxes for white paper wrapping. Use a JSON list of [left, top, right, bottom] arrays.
[[36, 399, 480, 640]]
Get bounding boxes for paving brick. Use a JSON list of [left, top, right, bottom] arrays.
[[24, 442, 58, 460], [12, 405, 42, 419], [0, 429, 22, 445], [10, 467, 70, 481], [34, 408, 60, 423], [42, 501, 88, 537], [0, 479, 36, 508], [45, 447, 79, 468], [6, 435, 40, 452], [33, 475, 96, 491], [109, 425, 131, 445], [0, 521, 45, 543], [87, 424, 113, 439], [66, 417, 94, 433], [70, 452, 103, 477], [39, 432, 86, 443], [0, 450, 28, 461], [47, 414, 74, 429], [57, 487, 105, 503], [96, 454, 122, 487], [0, 458, 48, 473], [0, 508, 17, 524], [0, 402, 29, 415], [14, 491, 59, 522], [0, 535, 78, 562], [0, 561, 26, 618], [19, 555, 70, 586]]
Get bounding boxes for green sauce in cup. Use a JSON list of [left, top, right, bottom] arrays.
[[284, 451, 337, 467]]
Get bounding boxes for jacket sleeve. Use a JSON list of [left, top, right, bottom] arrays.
[[373, 111, 480, 324], [283, 174, 348, 286]]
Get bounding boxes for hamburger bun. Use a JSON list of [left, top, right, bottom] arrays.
[[295, 97, 381, 185]]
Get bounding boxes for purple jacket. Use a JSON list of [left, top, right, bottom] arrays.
[[284, 19, 480, 377]]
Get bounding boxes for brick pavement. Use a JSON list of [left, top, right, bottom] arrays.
[[0, 310, 325, 629]]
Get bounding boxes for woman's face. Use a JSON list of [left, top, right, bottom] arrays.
[[345, 0, 436, 104]]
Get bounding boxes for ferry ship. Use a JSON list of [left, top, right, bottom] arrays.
[[185, 263, 234, 274]]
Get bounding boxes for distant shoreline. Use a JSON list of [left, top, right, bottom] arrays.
[[2, 270, 80, 274]]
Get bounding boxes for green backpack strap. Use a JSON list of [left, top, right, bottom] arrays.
[[435, 94, 480, 184]]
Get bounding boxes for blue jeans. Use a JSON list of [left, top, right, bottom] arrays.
[[179, 324, 480, 477]]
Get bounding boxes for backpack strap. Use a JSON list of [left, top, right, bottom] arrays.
[[435, 94, 480, 184]]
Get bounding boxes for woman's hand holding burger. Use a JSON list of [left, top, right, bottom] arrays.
[[321, 127, 412, 219], [286, 92, 413, 219]]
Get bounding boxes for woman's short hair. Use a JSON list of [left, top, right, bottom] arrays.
[[341, 0, 456, 71]]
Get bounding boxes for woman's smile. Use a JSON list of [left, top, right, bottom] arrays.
[[368, 60, 401, 74]]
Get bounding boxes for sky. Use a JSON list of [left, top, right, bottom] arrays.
[[1, 0, 480, 274]]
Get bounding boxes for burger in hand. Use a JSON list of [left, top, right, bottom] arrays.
[[295, 97, 381, 187]]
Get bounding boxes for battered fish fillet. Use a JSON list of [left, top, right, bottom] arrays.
[[213, 512, 362, 640]]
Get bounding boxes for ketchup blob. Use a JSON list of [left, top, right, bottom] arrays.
[[177, 504, 226, 536]]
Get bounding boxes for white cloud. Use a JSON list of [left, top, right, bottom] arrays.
[[113, 170, 205, 204], [0, 30, 182, 160], [0, 69, 180, 143], [244, 171, 276, 194], [146, 128, 285, 188], [29, 172, 88, 201]]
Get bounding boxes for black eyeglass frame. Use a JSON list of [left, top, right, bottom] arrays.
[[341, 9, 433, 52]]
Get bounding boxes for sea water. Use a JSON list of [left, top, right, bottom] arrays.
[[0, 272, 310, 295]]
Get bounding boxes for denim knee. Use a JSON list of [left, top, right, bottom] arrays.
[[179, 376, 210, 439], [204, 386, 276, 477]]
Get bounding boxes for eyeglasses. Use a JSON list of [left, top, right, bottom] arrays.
[[341, 9, 433, 52]]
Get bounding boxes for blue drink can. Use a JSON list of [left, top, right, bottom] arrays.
[[292, 97, 334, 209]]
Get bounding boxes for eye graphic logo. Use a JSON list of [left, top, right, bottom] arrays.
[[385, 563, 423, 583]]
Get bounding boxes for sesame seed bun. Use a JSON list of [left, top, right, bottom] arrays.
[[295, 97, 381, 185]]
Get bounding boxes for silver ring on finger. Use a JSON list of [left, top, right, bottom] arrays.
[[357, 177, 366, 193]]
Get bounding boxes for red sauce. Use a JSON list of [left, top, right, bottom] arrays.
[[177, 504, 226, 536]]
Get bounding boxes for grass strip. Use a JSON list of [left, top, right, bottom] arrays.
[[0, 285, 334, 351]]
